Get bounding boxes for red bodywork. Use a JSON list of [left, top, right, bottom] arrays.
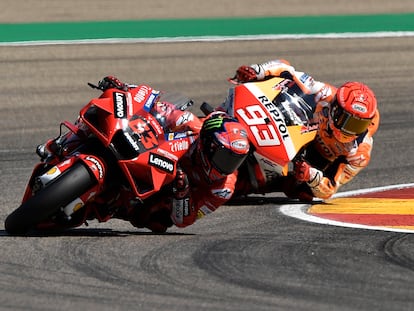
[[79, 86, 192, 199], [21, 85, 196, 227]]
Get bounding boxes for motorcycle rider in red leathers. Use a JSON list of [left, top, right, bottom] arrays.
[[170, 111, 250, 228], [37, 76, 249, 232], [97, 77, 250, 232], [234, 59, 380, 201]]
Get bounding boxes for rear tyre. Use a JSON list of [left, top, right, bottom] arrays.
[[4, 162, 96, 235]]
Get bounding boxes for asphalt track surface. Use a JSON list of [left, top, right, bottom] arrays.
[[1, 2, 414, 311]]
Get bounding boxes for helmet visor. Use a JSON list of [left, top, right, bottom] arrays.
[[211, 147, 247, 175], [331, 103, 372, 135]]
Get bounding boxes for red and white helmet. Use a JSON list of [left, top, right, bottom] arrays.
[[198, 112, 250, 181], [330, 81, 377, 143]]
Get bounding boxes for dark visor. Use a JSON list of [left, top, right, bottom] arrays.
[[211, 147, 247, 175], [331, 103, 371, 135]]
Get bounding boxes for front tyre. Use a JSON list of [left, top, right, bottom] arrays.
[[4, 162, 96, 235]]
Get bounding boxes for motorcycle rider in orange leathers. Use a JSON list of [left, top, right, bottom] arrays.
[[98, 77, 250, 232], [234, 59, 380, 201]]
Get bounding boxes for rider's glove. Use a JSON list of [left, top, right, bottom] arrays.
[[294, 161, 312, 182], [294, 161, 324, 186], [311, 177, 336, 200], [98, 76, 128, 91], [171, 168, 194, 227], [236, 64, 266, 82], [294, 160, 338, 200], [173, 168, 189, 199]]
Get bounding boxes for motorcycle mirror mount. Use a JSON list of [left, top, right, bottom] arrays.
[[87, 82, 103, 90]]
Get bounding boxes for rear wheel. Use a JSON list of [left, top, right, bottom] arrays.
[[4, 162, 96, 235]]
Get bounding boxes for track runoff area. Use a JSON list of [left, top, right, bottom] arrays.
[[2, 14, 413, 232]]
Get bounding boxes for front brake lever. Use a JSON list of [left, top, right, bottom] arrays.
[[227, 76, 241, 85]]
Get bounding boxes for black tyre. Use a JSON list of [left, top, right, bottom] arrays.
[[4, 162, 96, 235]]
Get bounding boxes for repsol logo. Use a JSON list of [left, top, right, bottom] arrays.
[[148, 153, 174, 174], [259, 95, 290, 141], [113, 92, 127, 118]]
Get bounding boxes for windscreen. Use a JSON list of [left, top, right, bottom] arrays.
[[274, 90, 315, 127]]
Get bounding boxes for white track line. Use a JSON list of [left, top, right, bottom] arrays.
[[1, 31, 414, 47]]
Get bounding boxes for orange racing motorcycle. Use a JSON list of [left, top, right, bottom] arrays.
[[202, 76, 319, 197], [5, 83, 197, 235]]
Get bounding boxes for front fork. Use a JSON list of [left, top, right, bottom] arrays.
[[36, 120, 88, 161]]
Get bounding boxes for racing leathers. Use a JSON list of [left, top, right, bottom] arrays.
[[139, 102, 239, 230], [235, 60, 380, 200], [170, 142, 239, 228]]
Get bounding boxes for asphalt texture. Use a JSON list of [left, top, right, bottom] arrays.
[[1, 2, 414, 310]]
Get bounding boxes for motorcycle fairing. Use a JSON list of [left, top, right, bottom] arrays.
[[222, 77, 317, 176], [79, 85, 193, 200], [8, 81, 200, 233]]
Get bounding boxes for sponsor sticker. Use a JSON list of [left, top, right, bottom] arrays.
[[85, 156, 104, 179], [148, 153, 175, 174], [133, 85, 150, 103], [300, 73, 309, 83], [38, 166, 62, 185], [212, 188, 233, 199], [113, 92, 127, 118], [143, 90, 160, 112], [352, 103, 367, 113], [170, 139, 189, 152], [231, 139, 249, 151]]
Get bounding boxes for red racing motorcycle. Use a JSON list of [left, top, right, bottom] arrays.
[[5, 83, 197, 235]]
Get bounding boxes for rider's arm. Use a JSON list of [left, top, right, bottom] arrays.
[[151, 101, 203, 133], [332, 111, 379, 190], [299, 120, 377, 200], [249, 59, 295, 80], [166, 108, 203, 133], [171, 173, 238, 228], [239, 59, 333, 97], [296, 163, 338, 200]]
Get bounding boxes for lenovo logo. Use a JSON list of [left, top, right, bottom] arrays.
[[148, 153, 174, 174], [113, 92, 127, 118]]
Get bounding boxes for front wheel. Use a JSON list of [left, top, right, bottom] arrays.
[[4, 162, 96, 235]]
